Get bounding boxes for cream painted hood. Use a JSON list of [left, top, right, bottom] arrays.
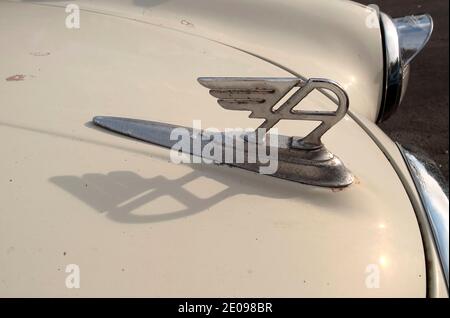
[[0, 0, 426, 297]]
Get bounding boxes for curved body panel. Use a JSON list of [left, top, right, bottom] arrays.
[[12, 0, 384, 120], [0, 1, 425, 297]]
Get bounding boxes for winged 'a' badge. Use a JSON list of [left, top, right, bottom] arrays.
[[198, 77, 349, 149]]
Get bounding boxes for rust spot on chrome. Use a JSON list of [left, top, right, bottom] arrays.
[[6, 74, 26, 81], [331, 176, 360, 192]]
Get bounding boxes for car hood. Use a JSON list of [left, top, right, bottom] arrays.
[[0, 0, 425, 297]]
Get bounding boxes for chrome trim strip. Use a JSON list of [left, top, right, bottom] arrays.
[[398, 144, 449, 288], [93, 116, 354, 188], [378, 13, 403, 122], [377, 13, 434, 123]]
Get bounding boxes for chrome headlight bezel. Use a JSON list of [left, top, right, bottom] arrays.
[[377, 13, 434, 122], [398, 144, 449, 289]]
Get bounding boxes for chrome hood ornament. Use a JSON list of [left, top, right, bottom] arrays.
[[198, 77, 349, 149], [93, 77, 353, 188]]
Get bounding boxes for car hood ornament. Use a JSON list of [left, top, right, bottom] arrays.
[[93, 77, 353, 188], [198, 77, 349, 150]]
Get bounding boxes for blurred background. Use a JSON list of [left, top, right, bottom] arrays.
[[357, 0, 449, 183]]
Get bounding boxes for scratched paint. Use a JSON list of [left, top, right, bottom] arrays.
[[30, 51, 50, 57], [180, 19, 194, 27], [6, 75, 26, 81]]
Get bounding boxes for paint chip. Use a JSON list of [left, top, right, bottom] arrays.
[[6, 75, 26, 81], [181, 19, 194, 27]]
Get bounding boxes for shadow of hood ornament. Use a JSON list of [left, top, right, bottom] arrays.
[[93, 77, 353, 188]]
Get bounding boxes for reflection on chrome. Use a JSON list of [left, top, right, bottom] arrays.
[[399, 145, 449, 287], [393, 14, 434, 67], [377, 13, 434, 122]]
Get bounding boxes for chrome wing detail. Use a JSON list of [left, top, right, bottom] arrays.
[[198, 77, 349, 149]]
